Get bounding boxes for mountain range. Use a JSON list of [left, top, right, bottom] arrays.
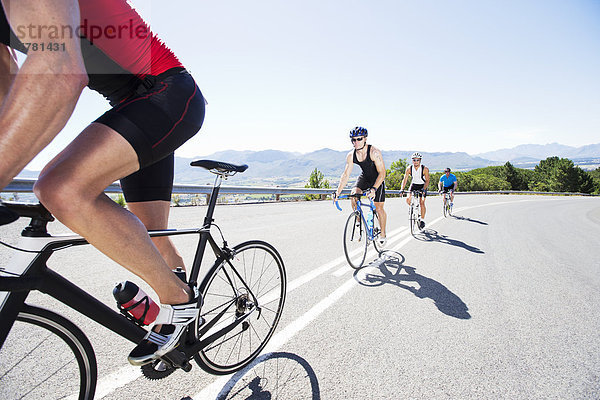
[[173, 142, 600, 186], [18, 143, 600, 187]]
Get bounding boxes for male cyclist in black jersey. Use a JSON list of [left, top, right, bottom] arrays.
[[334, 126, 387, 246], [400, 152, 430, 229], [0, 0, 204, 366]]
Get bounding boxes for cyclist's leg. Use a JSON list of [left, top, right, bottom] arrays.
[[373, 183, 386, 237], [374, 201, 386, 237], [34, 123, 191, 305], [121, 154, 185, 269], [127, 201, 185, 269], [350, 186, 361, 211]]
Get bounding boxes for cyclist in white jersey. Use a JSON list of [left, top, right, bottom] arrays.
[[400, 152, 430, 229]]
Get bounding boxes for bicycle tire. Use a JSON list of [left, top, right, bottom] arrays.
[[409, 205, 417, 236], [193, 240, 286, 375], [443, 197, 448, 218], [343, 211, 368, 269], [0, 304, 97, 400]]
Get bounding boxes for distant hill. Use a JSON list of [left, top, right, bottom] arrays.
[[475, 142, 600, 162], [17, 142, 600, 187]]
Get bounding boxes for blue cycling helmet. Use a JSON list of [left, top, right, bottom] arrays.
[[349, 126, 368, 138]]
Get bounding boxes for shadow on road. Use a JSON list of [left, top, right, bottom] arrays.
[[354, 253, 471, 320], [451, 215, 488, 225], [414, 228, 484, 254], [208, 352, 321, 400]]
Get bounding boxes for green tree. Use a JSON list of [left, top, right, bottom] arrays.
[[503, 161, 529, 190], [532, 156, 594, 193], [588, 167, 600, 195], [385, 158, 408, 190], [469, 174, 511, 191], [305, 167, 330, 200]]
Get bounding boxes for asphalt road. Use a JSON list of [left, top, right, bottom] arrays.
[[1, 194, 599, 399]]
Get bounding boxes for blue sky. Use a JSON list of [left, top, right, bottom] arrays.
[[25, 0, 600, 170]]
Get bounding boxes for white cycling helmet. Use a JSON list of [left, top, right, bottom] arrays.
[[411, 152, 422, 159]]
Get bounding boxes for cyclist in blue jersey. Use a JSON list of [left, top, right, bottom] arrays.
[[334, 126, 387, 246], [438, 168, 458, 207]]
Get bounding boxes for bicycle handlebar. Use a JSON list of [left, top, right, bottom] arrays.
[[333, 194, 375, 212]]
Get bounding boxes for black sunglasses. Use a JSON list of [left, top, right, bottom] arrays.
[[351, 137, 364, 143]]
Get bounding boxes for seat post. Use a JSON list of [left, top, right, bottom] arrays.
[[203, 174, 223, 228]]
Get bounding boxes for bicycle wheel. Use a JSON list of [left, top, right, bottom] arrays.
[[443, 197, 448, 217], [409, 205, 417, 236], [372, 211, 384, 254], [343, 211, 368, 269], [194, 240, 286, 375], [0, 305, 97, 400]]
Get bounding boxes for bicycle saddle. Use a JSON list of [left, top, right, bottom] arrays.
[[190, 160, 248, 174]]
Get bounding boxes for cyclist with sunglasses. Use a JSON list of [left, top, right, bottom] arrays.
[[438, 168, 458, 207], [334, 126, 387, 246], [400, 152, 430, 229]]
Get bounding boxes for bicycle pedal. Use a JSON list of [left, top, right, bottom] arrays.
[[162, 348, 192, 372]]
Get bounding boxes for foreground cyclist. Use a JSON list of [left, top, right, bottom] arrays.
[[400, 152, 430, 229], [0, 1, 203, 365], [438, 168, 458, 208], [334, 126, 387, 246]]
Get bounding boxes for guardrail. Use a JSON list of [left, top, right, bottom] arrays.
[[1, 178, 401, 197], [2, 178, 595, 199]]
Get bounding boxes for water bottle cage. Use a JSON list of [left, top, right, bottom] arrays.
[[116, 296, 151, 326]]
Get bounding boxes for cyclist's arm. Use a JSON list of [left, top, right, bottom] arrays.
[[423, 167, 430, 192], [369, 146, 386, 193], [400, 166, 411, 191], [335, 151, 354, 197], [438, 176, 443, 191], [0, 0, 88, 189]]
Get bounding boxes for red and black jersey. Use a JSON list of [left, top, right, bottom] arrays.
[[0, 0, 184, 102]]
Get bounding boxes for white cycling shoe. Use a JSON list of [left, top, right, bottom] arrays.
[[128, 288, 201, 366], [378, 237, 387, 247]]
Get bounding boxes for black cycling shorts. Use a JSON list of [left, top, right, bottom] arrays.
[[409, 183, 427, 197], [442, 186, 454, 193], [95, 69, 205, 202], [355, 176, 385, 203]]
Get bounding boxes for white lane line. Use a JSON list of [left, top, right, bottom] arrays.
[[92, 367, 142, 400]]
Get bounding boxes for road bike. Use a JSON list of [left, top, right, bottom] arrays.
[[442, 190, 453, 217], [0, 160, 287, 400], [407, 190, 425, 236], [335, 193, 384, 269]]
